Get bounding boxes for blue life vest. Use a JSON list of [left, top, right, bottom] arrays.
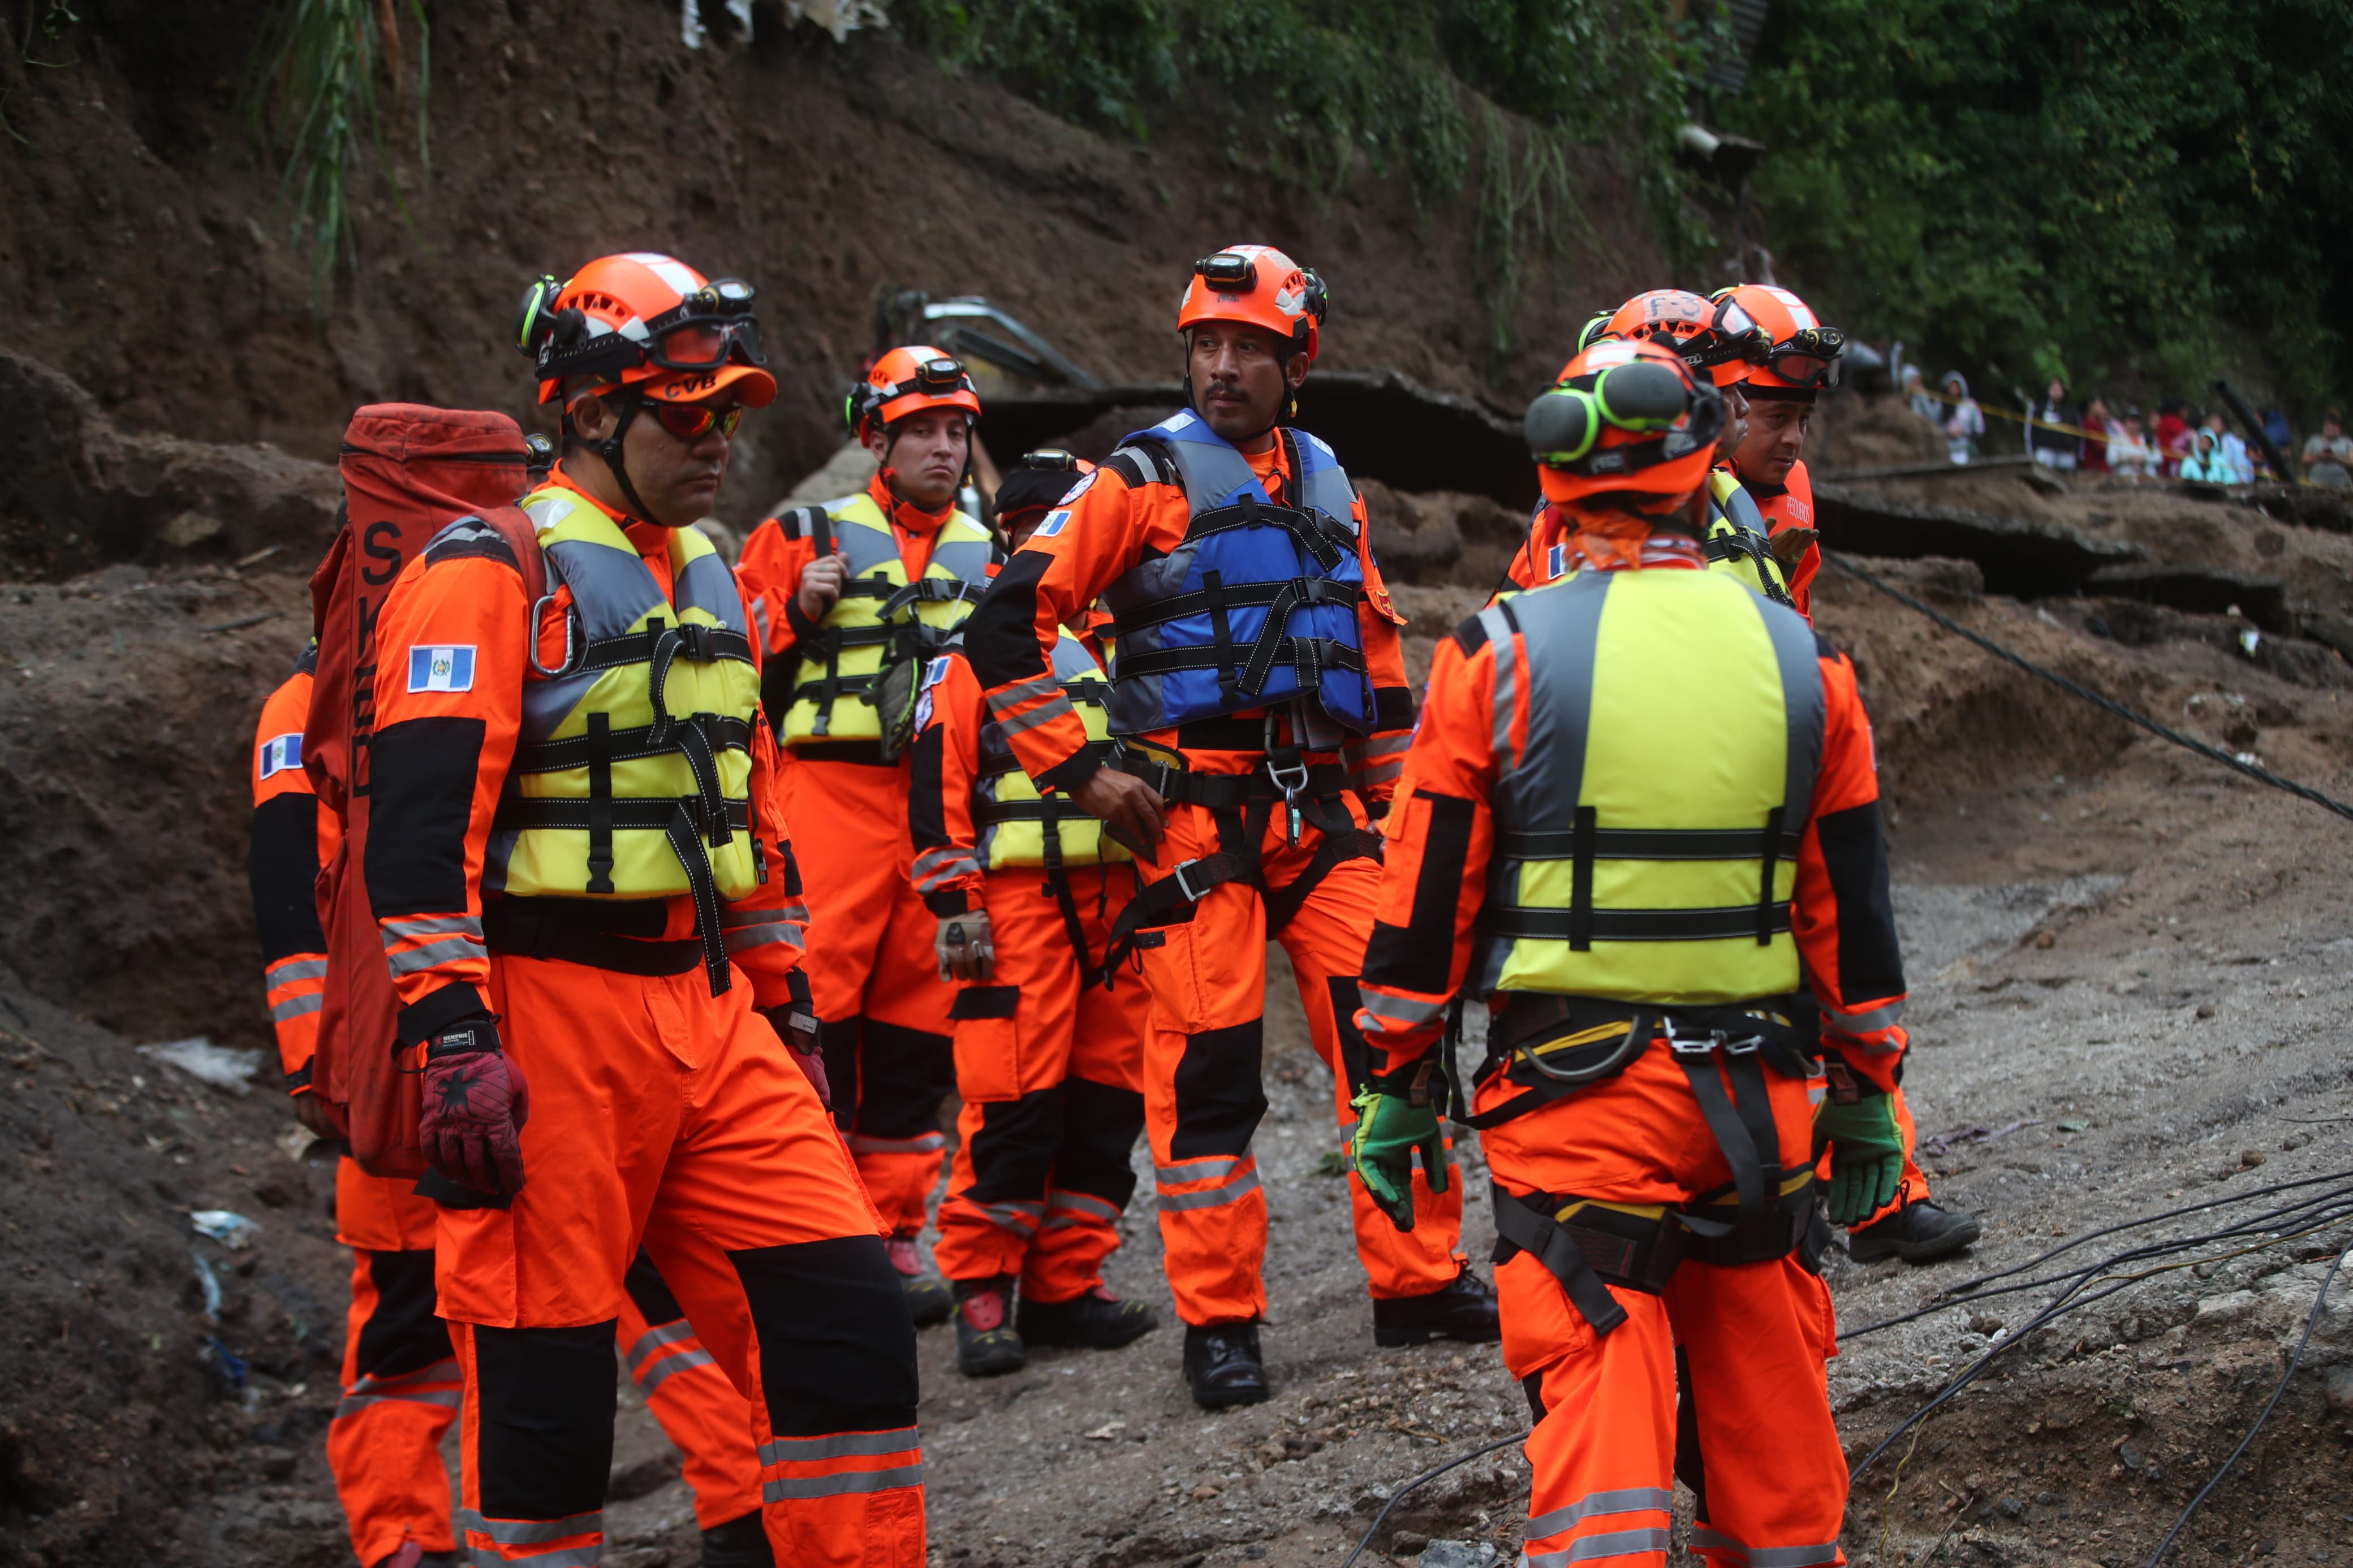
[[1098, 410, 1372, 736]]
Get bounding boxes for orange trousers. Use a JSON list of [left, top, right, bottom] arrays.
[[783, 756, 958, 1236], [437, 953, 924, 1568], [933, 865, 1148, 1300], [1133, 787, 1464, 1326], [618, 1252, 765, 1531], [1485, 1040, 1847, 1567]]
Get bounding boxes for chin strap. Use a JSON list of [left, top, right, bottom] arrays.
[[570, 388, 660, 524]]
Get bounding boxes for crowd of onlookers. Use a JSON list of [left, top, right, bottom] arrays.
[[1897, 364, 2353, 488]]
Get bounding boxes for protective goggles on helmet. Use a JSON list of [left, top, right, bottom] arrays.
[[1761, 326, 1846, 388], [1524, 361, 1725, 474], [640, 279, 766, 373]]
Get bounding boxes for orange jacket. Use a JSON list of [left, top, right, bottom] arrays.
[[958, 434, 1415, 803], [363, 466, 811, 1040], [906, 649, 993, 916], [735, 472, 985, 666], [1744, 456, 1820, 618], [1355, 550, 1908, 1090], [250, 655, 339, 1086]]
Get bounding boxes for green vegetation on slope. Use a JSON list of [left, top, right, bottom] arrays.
[[1727, 0, 2353, 414]]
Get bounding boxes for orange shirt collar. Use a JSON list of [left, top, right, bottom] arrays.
[[545, 461, 675, 568]]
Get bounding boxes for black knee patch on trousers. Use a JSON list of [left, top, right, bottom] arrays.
[[1673, 1345, 1708, 1521], [623, 1250, 686, 1327], [471, 1321, 619, 1522], [1056, 1076, 1144, 1211], [820, 1016, 861, 1132], [356, 1249, 454, 1380], [729, 1236, 920, 1437], [856, 1020, 955, 1139], [966, 1086, 1064, 1204], [1170, 1019, 1267, 1160], [1325, 976, 1373, 1095]]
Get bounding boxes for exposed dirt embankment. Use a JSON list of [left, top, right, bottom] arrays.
[[0, 2, 1658, 528]]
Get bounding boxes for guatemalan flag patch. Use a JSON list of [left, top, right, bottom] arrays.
[[257, 733, 301, 779], [408, 645, 476, 694], [1035, 508, 1073, 539]]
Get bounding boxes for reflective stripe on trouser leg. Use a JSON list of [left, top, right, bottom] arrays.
[[1149, 1143, 1269, 1325], [330, 1246, 460, 1566], [452, 1319, 617, 1568], [618, 1285, 763, 1533], [1494, 1250, 1678, 1568], [1019, 1186, 1128, 1305]]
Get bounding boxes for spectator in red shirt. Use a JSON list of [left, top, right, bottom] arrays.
[[2079, 396, 2111, 473]]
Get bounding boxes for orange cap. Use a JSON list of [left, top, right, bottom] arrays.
[[850, 345, 982, 440], [1176, 245, 1326, 363], [517, 252, 776, 408], [1527, 338, 1723, 511], [1711, 284, 1844, 397]]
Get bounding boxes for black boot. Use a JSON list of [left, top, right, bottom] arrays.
[[1846, 1199, 1982, 1264], [1182, 1323, 1269, 1410], [1017, 1286, 1159, 1350], [954, 1277, 1026, 1377], [885, 1234, 954, 1328], [1372, 1265, 1503, 1347], [700, 1510, 775, 1568]]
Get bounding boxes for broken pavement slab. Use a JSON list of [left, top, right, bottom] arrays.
[[1814, 481, 2141, 597]]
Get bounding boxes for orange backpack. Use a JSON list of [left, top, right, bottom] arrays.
[[304, 405, 544, 1176]]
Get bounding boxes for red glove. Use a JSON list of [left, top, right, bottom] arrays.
[[417, 1018, 529, 1195], [762, 970, 830, 1110]]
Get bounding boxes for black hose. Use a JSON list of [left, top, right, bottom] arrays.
[[1822, 552, 2353, 824], [1338, 1432, 1528, 1567]]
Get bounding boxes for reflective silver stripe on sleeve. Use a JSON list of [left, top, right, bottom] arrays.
[[270, 993, 325, 1023], [762, 1462, 925, 1502], [758, 1428, 922, 1466], [456, 1508, 604, 1545], [1358, 990, 1445, 1029], [1522, 1527, 1672, 1566], [985, 675, 1062, 716], [721, 921, 803, 954], [380, 915, 485, 946], [1523, 1487, 1674, 1541], [637, 1347, 716, 1397], [265, 957, 329, 984], [911, 848, 984, 893], [386, 936, 489, 978], [992, 692, 1076, 740], [624, 1319, 696, 1373], [1154, 1166, 1262, 1212], [337, 1386, 462, 1419], [348, 1358, 461, 1395], [846, 1131, 946, 1154], [719, 904, 809, 927], [1153, 1155, 1240, 1187], [1820, 999, 1905, 1033]]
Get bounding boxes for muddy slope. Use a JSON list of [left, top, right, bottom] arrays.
[[0, 3, 1659, 526]]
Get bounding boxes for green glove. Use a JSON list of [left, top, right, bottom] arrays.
[[1348, 1088, 1449, 1233], [1817, 1089, 1904, 1226]]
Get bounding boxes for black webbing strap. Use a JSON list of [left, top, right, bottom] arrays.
[[1568, 805, 1597, 952], [482, 897, 703, 978], [514, 714, 754, 775], [1703, 526, 1795, 608], [585, 712, 616, 895], [1494, 824, 1800, 861], [1204, 569, 1239, 709], [1479, 904, 1796, 943], [1262, 788, 1384, 931], [1755, 806, 1783, 945], [1110, 636, 1368, 690], [1037, 799, 1111, 989], [1108, 576, 1362, 641], [1489, 1186, 1631, 1336], [572, 621, 755, 676], [1670, 1038, 1785, 1253], [660, 802, 731, 995]]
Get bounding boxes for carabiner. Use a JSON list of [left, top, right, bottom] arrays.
[[527, 593, 578, 678]]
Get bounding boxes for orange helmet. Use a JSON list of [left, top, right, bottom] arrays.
[[848, 345, 982, 440], [1579, 287, 1762, 389], [1525, 338, 1725, 510], [1711, 283, 1845, 397], [515, 252, 775, 408], [1176, 245, 1329, 363]]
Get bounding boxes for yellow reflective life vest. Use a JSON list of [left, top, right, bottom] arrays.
[[489, 486, 764, 908], [1471, 566, 1825, 1005], [770, 491, 998, 748], [1704, 469, 1796, 607], [968, 630, 1130, 871]]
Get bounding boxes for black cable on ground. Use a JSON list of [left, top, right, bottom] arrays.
[[2143, 1242, 2349, 1567], [1822, 551, 2353, 824], [1338, 1431, 1527, 1567]]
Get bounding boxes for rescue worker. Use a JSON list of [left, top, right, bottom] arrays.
[[1500, 289, 1794, 608], [251, 647, 787, 1568], [958, 245, 1497, 1411], [364, 252, 923, 1566], [907, 450, 1160, 1377], [1351, 336, 1913, 1566], [1714, 283, 1982, 1265], [734, 349, 1003, 1326]]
